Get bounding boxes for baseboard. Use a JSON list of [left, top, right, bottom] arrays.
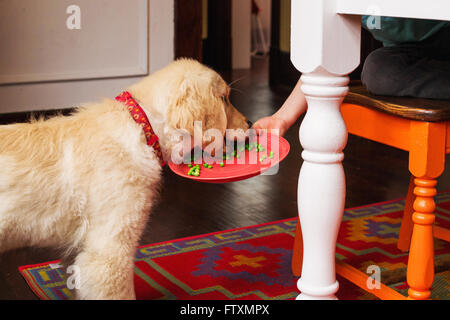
[[0, 108, 75, 125]]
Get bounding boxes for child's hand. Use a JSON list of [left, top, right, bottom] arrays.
[[252, 78, 306, 137], [252, 116, 289, 136]]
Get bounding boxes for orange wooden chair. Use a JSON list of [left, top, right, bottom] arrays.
[[291, 84, 450, 300]]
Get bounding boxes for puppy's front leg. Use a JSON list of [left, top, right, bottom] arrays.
[[74, 245, 137, 300], [72, 204, 151, 300]]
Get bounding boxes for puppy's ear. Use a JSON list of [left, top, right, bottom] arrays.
[[167, 77, 227, 141], [212, 77, 229, 98], [167, 81, 203, 136]]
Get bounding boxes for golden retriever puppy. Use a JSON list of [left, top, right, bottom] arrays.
[[0, 59, 250, 299]]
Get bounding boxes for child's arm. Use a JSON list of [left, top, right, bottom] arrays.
[[252, 79, 307, 136]]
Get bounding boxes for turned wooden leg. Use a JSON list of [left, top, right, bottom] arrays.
[[291, 218, 303, 277], [407, 178, 436, 300], [296, 72, 349, 300], [289, 0, 360, 300], [406, 121, 446, 300], [398, 176, 415, 252]]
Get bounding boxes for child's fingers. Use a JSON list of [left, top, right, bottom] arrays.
[[252, 117, 271, 130], [252, 116, 289, 136], [252, 126, 268, 136], [251, 120, 263, 129]]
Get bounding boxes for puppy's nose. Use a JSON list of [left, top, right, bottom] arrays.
[[247, 120, 253, 128]]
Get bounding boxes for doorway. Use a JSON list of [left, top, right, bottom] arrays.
[[175, 0, 272, 73], [174, 0, 232, 71]]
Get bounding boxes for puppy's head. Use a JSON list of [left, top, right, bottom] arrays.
[[163, 59, 250, 156]]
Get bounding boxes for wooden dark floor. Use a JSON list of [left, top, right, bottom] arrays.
[[1, 57, 449, 299]]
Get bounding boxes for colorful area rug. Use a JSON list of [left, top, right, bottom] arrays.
[[19, 192, 450, 300]]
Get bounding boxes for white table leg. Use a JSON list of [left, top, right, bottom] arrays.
[[296, 71, 349, 300]]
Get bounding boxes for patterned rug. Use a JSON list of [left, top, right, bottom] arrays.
[[19, 192, 450, 300]]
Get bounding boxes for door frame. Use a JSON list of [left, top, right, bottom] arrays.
[[174, 0, 203, 61]]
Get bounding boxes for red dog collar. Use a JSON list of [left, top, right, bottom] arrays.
[[116, 91, 166, 167]]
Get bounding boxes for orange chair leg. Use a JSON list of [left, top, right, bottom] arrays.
[[398, 176, 415, 252], [406, 178, 437, 300], [291, 218, 303, 277], [406, 121, 446, 300]]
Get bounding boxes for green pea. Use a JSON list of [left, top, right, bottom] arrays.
[[256, 144, 265, 152]]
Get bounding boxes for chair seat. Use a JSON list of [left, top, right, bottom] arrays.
[[344, 85, 450, 122]]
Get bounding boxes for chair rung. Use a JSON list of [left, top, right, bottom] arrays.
[[336, 260, 407, 300], [434, 226, 450, 242]]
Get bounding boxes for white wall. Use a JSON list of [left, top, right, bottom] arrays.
[[148, 0, 175, 74], [0, 0, 174, 113], [231, 0, 272, 69], [252, 0, 271, 53], [232, 0, 252, 69]]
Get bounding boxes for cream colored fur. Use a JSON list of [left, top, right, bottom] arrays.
[[0, 59, 249, 299]]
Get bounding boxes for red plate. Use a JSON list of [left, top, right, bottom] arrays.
[[169, 133, 290, 183]]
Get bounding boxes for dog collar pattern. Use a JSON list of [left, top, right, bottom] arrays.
[[116, 91, 166, 167]]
